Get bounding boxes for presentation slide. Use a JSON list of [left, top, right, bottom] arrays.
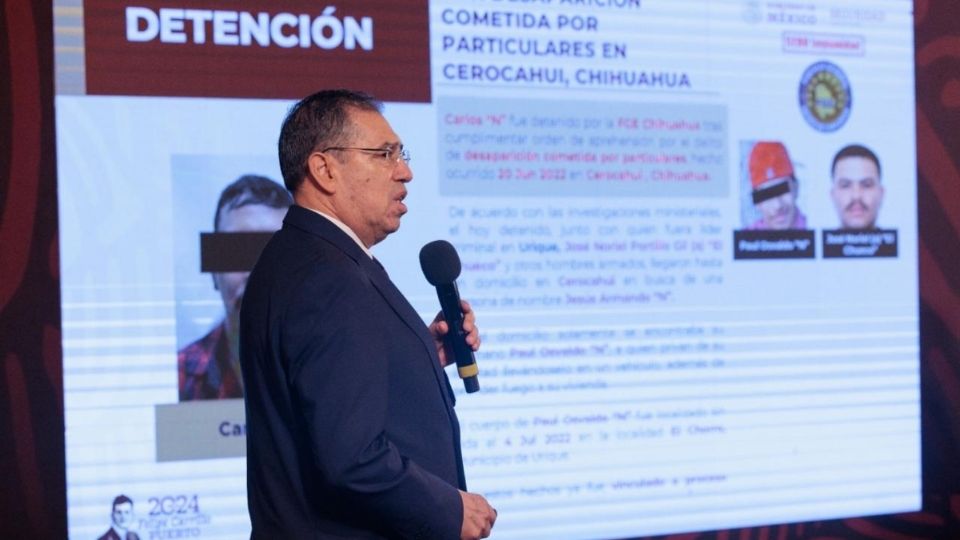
[[55, 1, 919, 538]]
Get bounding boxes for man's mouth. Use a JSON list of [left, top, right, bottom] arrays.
[[772, 207, 791, 221], [845, 202, 868, 215]]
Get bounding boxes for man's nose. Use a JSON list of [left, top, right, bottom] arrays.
[[395, 159, 413, 183]]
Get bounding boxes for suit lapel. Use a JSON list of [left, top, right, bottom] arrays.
[[283, 206, 456, 407], [358, 253, 457, 408]]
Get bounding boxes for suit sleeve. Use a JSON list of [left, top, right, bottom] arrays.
[[281, 263, 463, 539]]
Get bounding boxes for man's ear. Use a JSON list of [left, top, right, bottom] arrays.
[[307, 152, 337, 194]]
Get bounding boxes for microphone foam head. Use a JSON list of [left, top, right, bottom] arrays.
[[419, 240, 462, 285]]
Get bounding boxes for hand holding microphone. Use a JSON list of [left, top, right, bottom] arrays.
[[420, 240, 481, 393]]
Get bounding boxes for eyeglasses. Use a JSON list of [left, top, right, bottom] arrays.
[[321, 144, 411, 164]]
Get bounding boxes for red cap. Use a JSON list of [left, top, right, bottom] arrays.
[[749, 141, 794, 189]]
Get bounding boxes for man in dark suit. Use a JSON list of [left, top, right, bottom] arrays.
[[240, 90, 497, 539]]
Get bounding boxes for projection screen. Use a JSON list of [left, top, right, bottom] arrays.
[[55, 0, 919, 538]]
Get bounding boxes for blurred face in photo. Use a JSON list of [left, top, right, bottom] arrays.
[[832, 156, 883, 229], [213, 203, 287, 327], [754, 178, 799, 230], [111, 501, 133, 530]]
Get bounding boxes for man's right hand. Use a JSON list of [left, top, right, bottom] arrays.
[[459, 490, 497, 539]]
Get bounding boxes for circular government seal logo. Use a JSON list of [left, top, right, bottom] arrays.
[[798, 61, 851, 132]]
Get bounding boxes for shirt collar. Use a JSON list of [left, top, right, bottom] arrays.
[[301, 206, 374, 259]]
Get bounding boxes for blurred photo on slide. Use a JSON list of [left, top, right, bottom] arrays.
[[830, 144, 885, 230], [744, 141, 807, 231], [178, 175, 291, 401]]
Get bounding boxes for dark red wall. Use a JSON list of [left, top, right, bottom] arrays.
[[0, 0, 65, 538], [0, 0, 957, 538]]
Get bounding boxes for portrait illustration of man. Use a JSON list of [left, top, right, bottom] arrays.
[[830, 144, 884, 230], [746, 141, 808, 230], [97, 495, 139, 540], [178, 175, 293, 401]]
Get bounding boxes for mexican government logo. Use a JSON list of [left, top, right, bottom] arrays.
[[798, 61, 851, 132]]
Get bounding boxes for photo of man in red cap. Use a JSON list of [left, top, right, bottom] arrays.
[[745, 141, 808, 230]]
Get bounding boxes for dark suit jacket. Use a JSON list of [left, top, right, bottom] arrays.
[[240, 205, 465, 539]]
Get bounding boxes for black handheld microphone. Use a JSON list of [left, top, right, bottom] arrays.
[[419, 240, 479, 393]]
